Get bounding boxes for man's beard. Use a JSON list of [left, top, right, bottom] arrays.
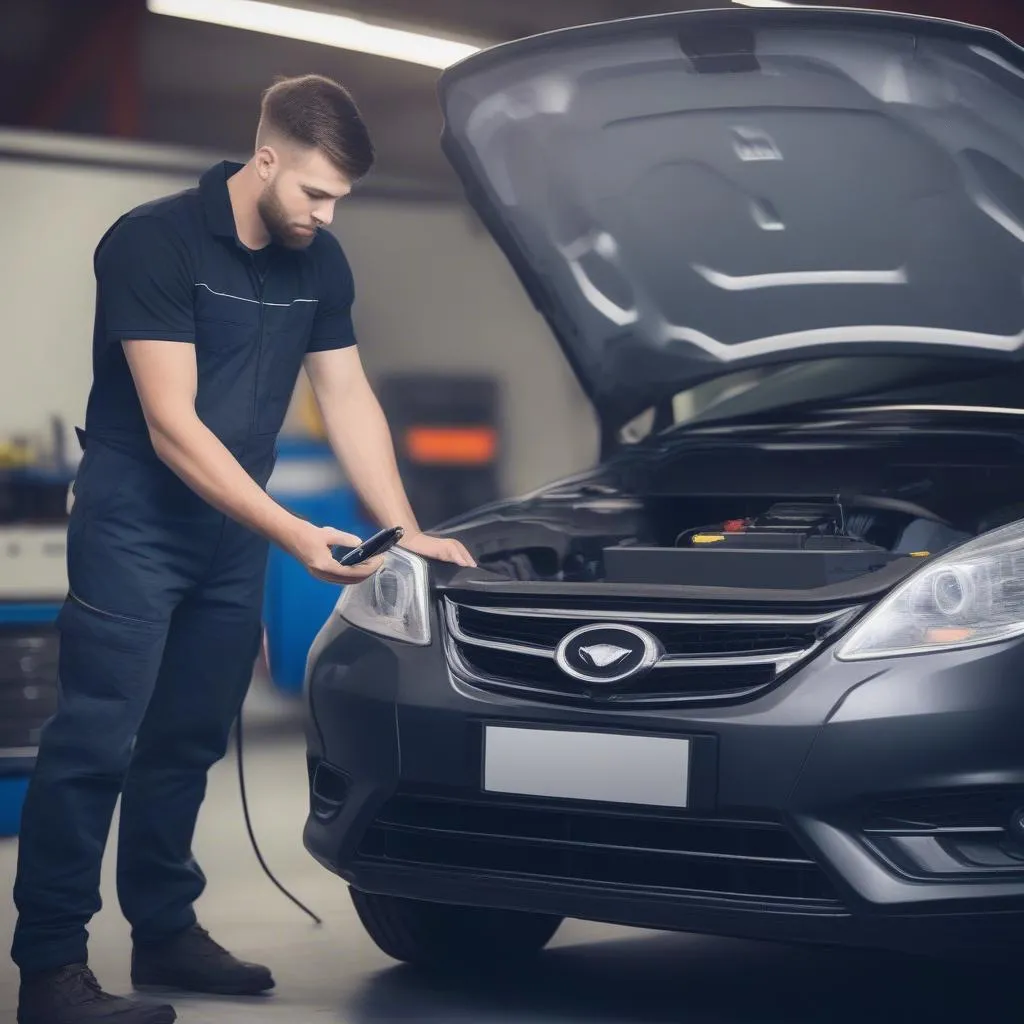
[[257, 183, 316, 250]]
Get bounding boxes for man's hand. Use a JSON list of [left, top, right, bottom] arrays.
[[284, 522, 385, 584], [401, 531, 476, 568]]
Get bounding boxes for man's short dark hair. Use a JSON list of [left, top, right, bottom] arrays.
[[259, 74, 375, 182]]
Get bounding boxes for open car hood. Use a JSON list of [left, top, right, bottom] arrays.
[[438, 7, 1024, 432]]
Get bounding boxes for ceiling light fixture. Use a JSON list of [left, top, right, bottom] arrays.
[[731, 1, 799, 7], [146, 0, 482, 69]]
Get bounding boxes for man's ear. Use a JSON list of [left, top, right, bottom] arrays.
[[254, 145, 278, 182]]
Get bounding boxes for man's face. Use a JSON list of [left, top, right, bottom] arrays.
[[257, 145, 351, 250]]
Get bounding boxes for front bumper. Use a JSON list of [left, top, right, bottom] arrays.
[[302, 598, 1024, 957]]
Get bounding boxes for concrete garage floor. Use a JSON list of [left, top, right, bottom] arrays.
[[0, 679, 1015, 1023]]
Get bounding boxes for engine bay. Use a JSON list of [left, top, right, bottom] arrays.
[[455, 432, 1024, 591], [466, 490, 987, 589]]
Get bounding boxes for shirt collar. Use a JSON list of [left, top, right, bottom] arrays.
[[200, 160, 245, 241]]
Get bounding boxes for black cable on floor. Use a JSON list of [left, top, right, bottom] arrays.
[[235, 707, 324, 926]]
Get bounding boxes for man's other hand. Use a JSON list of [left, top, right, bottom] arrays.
[[401, 532, 476, 568], [287, 523, 384, 584]]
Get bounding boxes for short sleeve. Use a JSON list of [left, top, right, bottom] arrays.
[[307, 232, 358, 353], [95, 214, 195, 344]]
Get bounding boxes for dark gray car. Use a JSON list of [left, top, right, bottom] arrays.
[[302, 7, 1024, 967]]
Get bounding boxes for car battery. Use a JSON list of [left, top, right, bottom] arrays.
[[606, 502, 901, 589]]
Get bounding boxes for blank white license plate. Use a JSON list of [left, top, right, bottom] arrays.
[[483, 726, 690, 809]]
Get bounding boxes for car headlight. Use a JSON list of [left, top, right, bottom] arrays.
[[836, 518, 1024, 661], [335, 546, 431, 645]]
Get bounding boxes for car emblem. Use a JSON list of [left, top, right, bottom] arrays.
[[579, 643, 631, 668], [555, 624, 663, 685]]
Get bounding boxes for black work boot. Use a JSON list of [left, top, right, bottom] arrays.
[[18, 963, 176, 1023], [131, 924, 275, 996]]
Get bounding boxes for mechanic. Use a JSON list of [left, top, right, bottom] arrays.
[[11, 74, 475, 1024]]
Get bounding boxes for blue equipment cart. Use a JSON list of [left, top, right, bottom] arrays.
[[262, 437, 375, 696], [0, 597, 63, 838]]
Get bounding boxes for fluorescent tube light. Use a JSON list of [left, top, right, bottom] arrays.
[[146, 0, 482, 69], [732, 1, 799, 7]]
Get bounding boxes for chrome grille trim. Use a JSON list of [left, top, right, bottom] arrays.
[[444, 601, 553, 659], [453, 603, 857, 627], [660, 650, 811, 672]]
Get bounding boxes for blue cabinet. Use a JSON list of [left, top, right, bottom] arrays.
[[0, 601, 61, 837], [262, 438, 374, 695]]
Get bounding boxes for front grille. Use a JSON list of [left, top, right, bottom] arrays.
[[0, 626, 59, 752], [355, 791, 841, 908], [443, 597, 856, 707]]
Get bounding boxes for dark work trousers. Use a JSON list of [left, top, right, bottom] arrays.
[[11, 437, 273, 974]]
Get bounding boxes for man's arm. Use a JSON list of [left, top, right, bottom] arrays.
[[304, 346, 475, 566], [123, 340, 381, 584], [123, 339, 297, 539]]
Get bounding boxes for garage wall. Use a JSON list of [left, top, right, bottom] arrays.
[[0, 147, 188, 458], [0, 129, 597, 497], [309, 197, 598, 495]]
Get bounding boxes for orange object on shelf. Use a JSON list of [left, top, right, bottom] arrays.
[[404, 426, 498, 465]]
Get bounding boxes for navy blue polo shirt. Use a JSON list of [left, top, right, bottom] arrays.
[[82, 160, 357, 463]]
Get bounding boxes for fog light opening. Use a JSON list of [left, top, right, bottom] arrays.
[[311, 762, 352, 821]]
